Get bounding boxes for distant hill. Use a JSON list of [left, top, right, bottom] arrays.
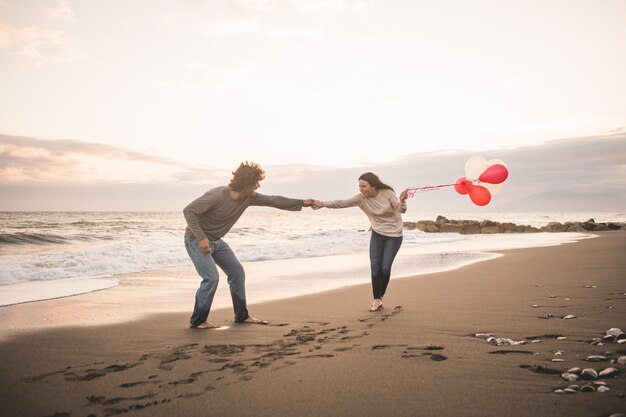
[[500, 190, 626, 212]]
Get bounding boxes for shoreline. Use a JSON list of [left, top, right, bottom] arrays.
[[0, 231, 591, 309], [0, 232, 624, 416]]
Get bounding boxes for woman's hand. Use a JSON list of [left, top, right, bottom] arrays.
[[311, 200, 324, 210], [399, 189, 409, 202]]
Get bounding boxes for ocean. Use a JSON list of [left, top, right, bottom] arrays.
[[0, 210, 623, 306]]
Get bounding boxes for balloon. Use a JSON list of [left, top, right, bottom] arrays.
[[481, 182, 503, 196], [468, 185, 491, 206], [464, 156, 488, 181], [454, 177, 470, 195], [479, 164, 508, 184]]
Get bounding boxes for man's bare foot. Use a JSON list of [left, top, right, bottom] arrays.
[[190, 322, 220, 329]]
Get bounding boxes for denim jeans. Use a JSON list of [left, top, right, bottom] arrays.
[[184, 231, 249, 327], [369, 231, 403, 300]]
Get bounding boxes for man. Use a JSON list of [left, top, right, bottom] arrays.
[[183, 161, 314, 329]]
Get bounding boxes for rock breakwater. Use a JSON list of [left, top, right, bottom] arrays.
[[403, 216, 626, 234]]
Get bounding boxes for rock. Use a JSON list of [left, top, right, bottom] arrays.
[[607, 328, 624, 338], [481, 225, 500, 234], [618, 356, 626, 365], [561, 373, 579, 382], [580, 384, 596, 392], [597, 385, 611, 393], [567, 367, 582, 375], [562, 314, 576, 319], [581, 368, 598, 380], [586, 355, 607, 362], [599, 367, 619, 378]]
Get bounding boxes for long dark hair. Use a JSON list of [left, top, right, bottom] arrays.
[[358, 172, 394, 192]]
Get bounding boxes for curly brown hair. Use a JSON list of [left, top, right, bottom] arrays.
[[228, 161, 266, 192]]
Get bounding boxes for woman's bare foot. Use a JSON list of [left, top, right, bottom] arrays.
[[369, 299, 383, 312]]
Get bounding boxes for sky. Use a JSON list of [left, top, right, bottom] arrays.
[[1, 0, 625, 211]]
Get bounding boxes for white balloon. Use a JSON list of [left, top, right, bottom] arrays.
[[481, 182, 503, 195], [465, 155, 488, 181]]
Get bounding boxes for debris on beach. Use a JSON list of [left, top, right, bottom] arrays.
[[555, 366, 620, 395], [487, 337, 526, 346]]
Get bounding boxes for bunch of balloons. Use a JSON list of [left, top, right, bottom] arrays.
[[403, 155, 509, 206], [454, 156, 509, 206]]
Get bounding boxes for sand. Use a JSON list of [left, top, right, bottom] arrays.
[[0, 232, 624, 417]]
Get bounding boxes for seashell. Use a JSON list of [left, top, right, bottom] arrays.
[[553, 350, 564, 355], [618, 356, 626, 365], [531, 339, 541, 343], [580, 384, 596, 392], [554, 389, 565, 394], [543, 314, 554, 319], [567, 384, 580, 390], [474, 333, 492, 339], [567, 367, 582, 374], [586, 337, 601, 344], [552, 359, 564, 362], [557, 336, 567, 340], [549, 295, 556, 298], [606, 328, 623, 337], [618, 339, 626, 344], [586, 355, 607, 362], [562, 314, 576, 319], [564, 297, 570, 300], [563, 388, 577, 394], [561, 373, 579, 382], [599, 367, 619, 378], [581, 368, 598, 380], [531, 304, 539, 308], [597, 385, 610, 393], [593, 381, 607, 386], [603, 335, 617, 343]]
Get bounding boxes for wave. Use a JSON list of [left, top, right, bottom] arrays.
[[0, 232, 102, 245]]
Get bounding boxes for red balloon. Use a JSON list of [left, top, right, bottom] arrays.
[[469, 185, 491, 206], [479, 164, 508, 184], [454, 177, 470, 195]]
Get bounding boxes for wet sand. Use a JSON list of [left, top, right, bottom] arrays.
[[0, 232, 624, 417]]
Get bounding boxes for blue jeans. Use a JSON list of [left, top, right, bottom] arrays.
[[184, 231, 249, 327], [369, 231, 403, 300]]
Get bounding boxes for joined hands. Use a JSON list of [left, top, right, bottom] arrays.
[[303, 199, 324, 210]]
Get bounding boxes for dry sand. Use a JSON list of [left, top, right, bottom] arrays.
[[0, 232, 625, 417]]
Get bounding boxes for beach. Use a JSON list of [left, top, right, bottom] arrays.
[[0, 231, 625, 417]]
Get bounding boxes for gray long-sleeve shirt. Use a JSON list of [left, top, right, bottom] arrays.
[[183, 186, 304, 241]]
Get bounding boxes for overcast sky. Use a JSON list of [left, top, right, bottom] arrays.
[[1, 1, 625, 212]]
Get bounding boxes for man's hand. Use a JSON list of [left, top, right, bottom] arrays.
[[198, 238, 211, 254], [303, 199, 316, 207]]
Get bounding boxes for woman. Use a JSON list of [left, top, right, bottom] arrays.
[[313, 172, 408, 311]]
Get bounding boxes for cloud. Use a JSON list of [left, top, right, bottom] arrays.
[[0, 22, 84, 62], [0, 134, 227, 184], [1, 132, 625, 211], [39, 0, 75, 22]]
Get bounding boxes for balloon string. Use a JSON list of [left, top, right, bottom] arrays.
[[404, 180, 478, 198]]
